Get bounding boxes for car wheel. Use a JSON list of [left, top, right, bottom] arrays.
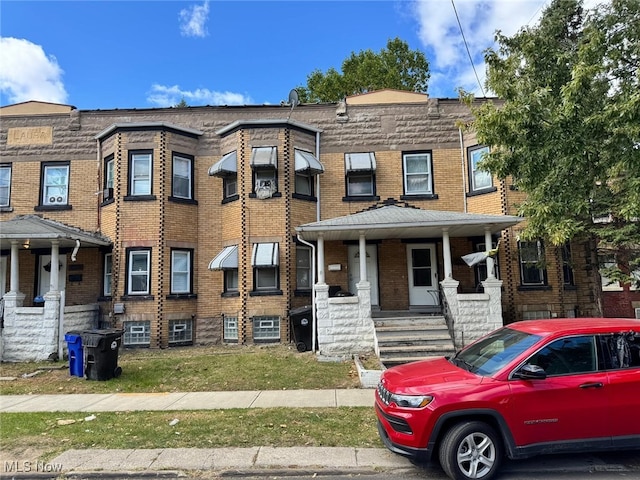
[[439, 421, 502, 480]]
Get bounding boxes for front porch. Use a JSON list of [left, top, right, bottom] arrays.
[[0, 215, 112, 362], [295, 202, 522, 361]]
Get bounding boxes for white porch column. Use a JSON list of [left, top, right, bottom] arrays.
[[317, 234, 326, 284], [50, 240, 60, 292], [485, 228, 495, 279], [442, 228, 452, 279], [9, 240, 20, 293], [358, 232, 367, 282]]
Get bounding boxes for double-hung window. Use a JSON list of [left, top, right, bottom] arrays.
[[103, 253, 113, 297], [172, 153, 193, 200], [562, 244, 575, 287], [518, 240, 546, 286], [599, 254, 622, 291], [171, 249, 192, 294], [403, 152, 433, 195], [296, 246, 312, 290], [127, 249, 151, 295], [41, 162, 70, 206], [0, 164, 11, 207], [468, 146, 493, 192], [129, 151, 152, 196], [103, 155, 114, 201]]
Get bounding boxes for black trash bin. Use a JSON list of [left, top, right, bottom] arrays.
[[81, 329, 123, 381], [290, 305, 314, 352]]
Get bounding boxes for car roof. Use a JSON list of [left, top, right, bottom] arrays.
[[506, 318, 640, 337]]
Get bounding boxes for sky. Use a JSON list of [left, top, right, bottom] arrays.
[[0, 0, 600, 110]]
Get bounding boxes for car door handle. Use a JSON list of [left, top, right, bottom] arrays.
[[579, 382, 604, 389]]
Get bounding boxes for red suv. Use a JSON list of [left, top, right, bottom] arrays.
[[375, 318, 640, 480]]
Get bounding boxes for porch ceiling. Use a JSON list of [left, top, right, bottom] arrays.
[[295, 205, 523, 242], [0, 215, 112, 250]]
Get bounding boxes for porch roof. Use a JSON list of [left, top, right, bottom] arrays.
[[295, 205, 523, 241], [0, 215, 112, 250]]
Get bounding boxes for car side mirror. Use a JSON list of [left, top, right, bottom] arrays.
[[513, 363, 547, 380]]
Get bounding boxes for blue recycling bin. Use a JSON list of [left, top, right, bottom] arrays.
[[64, 331, 84, 377]]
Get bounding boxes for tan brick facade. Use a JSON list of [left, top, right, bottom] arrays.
[[0, 94, 606, 350]]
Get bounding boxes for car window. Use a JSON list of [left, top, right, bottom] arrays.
[[454, 327, 542, 376], [600, 332, 640, 370], [527, 335, 596, 376]]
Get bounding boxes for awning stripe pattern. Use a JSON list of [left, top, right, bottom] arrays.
[[208, 151, 237, 176], [345, 152, 376, 172], [208, 245, 238, 270], [252, 243, 279, 267], [250, 146, 277, 168], [295, 149, 324, 174]]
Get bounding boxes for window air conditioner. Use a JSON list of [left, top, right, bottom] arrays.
[[103, 187, 114, 199]]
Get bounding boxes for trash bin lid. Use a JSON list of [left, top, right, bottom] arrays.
[[290, 305, 312, 315]]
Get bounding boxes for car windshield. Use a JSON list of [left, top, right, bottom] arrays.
[[452, 327, 542, 376]]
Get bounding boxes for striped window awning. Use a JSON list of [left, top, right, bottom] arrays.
[[295, 149, 324, 174], [250, 146, 277, 168], [208, 151, 237, 177], [252, 243, 279, 267], [208, 245, 238, 270], [344, 152, 376, 172]]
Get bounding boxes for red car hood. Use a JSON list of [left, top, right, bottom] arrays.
[[380, 357, 480, 395]]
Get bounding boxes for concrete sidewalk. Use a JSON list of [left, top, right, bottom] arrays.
[[1, 390, 634, 478], [0, 388, 374, 412]]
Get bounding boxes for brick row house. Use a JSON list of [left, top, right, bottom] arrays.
[[1, 91, 633, 363]]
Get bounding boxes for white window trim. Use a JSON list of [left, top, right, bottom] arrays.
[[403, 152, 433, 195], [128, 250, 151, 295], [105, 157, 114, 190], [469, 146, 492, 192], [172, 154, 192, 199], [104, 253, 112, 296], [0, 164, 11, 207], [131, 152, 152, 196], [171, 250, 191, 294], [43, 164, 70, 205]]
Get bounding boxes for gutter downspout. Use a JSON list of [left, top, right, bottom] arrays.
[[459, 127, 467, 213], [296, 234, 316, 353], [315, 131, 321, 221]]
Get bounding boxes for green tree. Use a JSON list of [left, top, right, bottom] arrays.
[[174, 97, 188, 108], [297, 38, 430, 103], [464, 0, 640, 302]]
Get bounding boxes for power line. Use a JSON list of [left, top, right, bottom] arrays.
[[451, 0, 486, 97]]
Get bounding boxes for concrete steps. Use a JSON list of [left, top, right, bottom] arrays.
[[374, 314, 456, 367]]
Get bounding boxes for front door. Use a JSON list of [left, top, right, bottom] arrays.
[[407, 244, 438, 307], [38, 254, 67, 296], [348, 244, 379, 307]]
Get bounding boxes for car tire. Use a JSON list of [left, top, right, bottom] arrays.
[[438, 421, 502, 480]]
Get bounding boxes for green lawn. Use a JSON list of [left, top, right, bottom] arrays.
[[0, 344, 382, 460]]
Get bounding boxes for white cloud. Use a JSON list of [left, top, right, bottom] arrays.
[[0, 37, 68, 105], [147, 84, 253, 107], [411, 0, 603, 97], [179, 1, 210, 38]]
